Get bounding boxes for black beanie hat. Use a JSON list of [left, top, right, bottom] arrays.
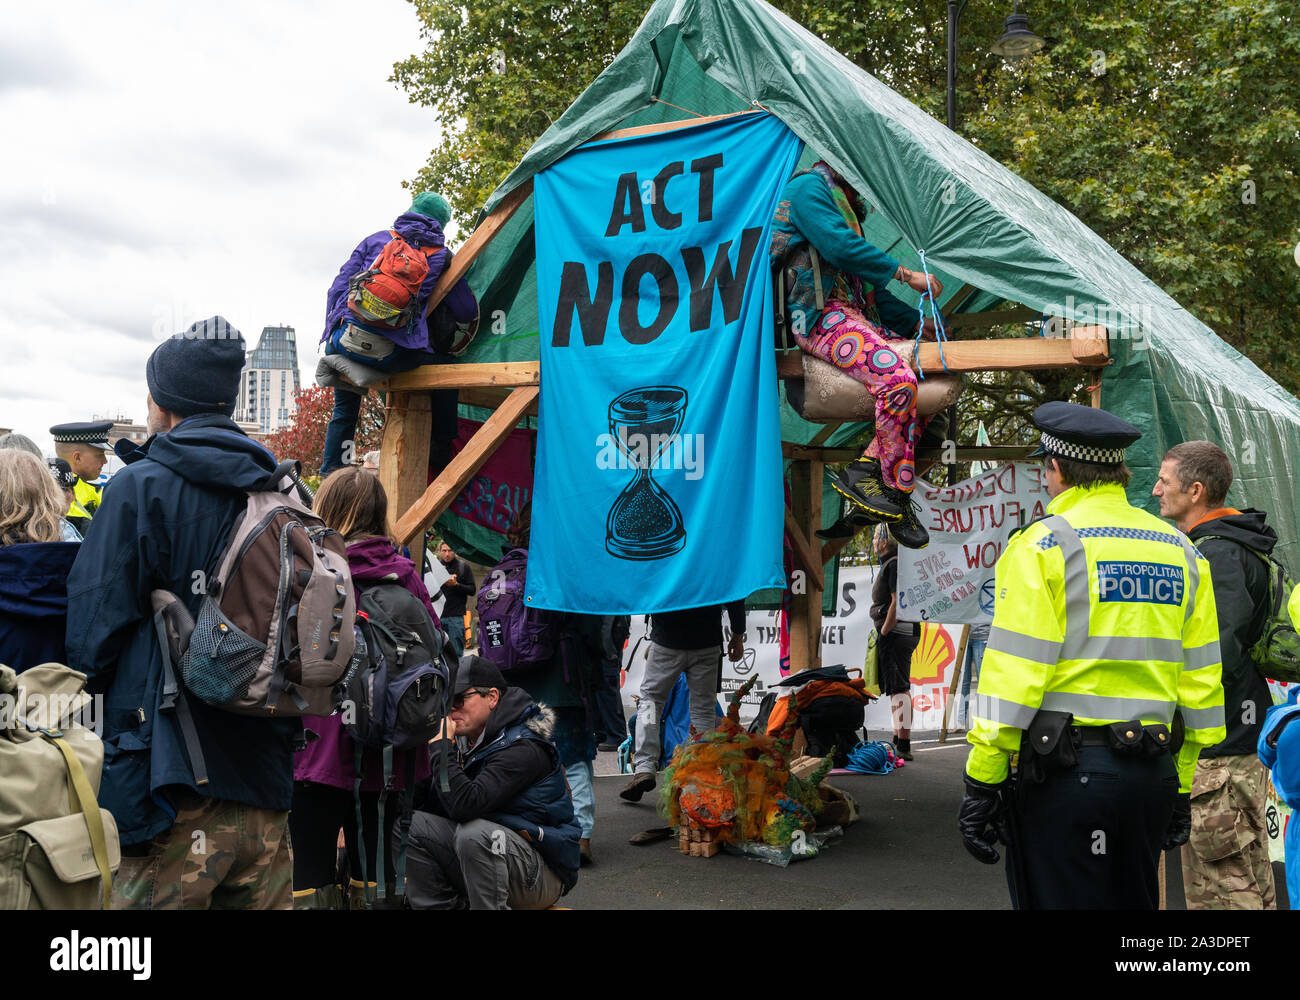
[[147, 317, 246, 417]]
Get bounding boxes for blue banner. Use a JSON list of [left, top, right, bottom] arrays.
[[527, 112, 802, 613]]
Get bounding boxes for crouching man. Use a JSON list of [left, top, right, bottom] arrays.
[[404, 656, 581, 909]]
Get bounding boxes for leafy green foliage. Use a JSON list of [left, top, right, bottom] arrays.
[[391, 2, 649, 225], [394, 0, 1297, 396]]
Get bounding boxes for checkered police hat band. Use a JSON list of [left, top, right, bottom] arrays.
[[1040, 430, 1126, 465]]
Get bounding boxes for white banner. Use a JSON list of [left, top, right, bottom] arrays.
[[897, 463, 1051, 624], [620, 564, 969, 733]]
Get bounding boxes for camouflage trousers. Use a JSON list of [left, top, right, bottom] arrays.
[[111, 791, 292, 910], [1181, 755, 1277, 910]]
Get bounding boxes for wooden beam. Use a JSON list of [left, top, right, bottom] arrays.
[[591, 111, 758, 143], [787, 461, 824, 675], [946, 306, 1042, 329], [384, 361, 539, 392], [1070, 326, 1111, 367], [783, 508, 825, 593], [392, 386, 539, 546], [784, 443, 1038, 463], [423, 180, 534, 316], [776, 337, 1109, 379], [382, 332, 1110, 395], [941, 283, 979, 318], [379, 391, 433, 543]]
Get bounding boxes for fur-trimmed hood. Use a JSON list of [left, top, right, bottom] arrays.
[[481, 687, 554, 745]]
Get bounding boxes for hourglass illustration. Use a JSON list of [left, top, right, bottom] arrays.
[[605, 385, 688, 560]]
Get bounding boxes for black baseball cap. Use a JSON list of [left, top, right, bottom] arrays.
[[453, 654, 508, 696]]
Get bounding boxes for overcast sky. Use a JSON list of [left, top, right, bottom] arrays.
[[1, 0, 440, 455]]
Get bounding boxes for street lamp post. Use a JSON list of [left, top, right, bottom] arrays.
[[943, 1, 1044, 482]]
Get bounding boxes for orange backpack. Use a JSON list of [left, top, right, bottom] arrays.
[[347, 231, 439, 329]]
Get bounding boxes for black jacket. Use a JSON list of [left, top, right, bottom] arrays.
[[439, 557, 475, 619], [424, 688, 581, 889], [1189, 509, 1277, 757], [649, 602, 744, 651], [65, 415, 298, 845]]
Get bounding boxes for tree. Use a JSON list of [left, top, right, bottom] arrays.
[[262, 386, 386, 475], [394, 0, 1298, 394], [391, 2, 648, 226]]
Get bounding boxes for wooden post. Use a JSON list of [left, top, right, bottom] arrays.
[[787, 460, 824, 674], [379, 391, 433, 544], [940, 624, 971, 743], [1071, 326, 1108, 409]]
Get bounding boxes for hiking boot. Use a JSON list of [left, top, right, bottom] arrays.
[[579, 838, 595, 866], [815, 509, 879, 541], [894, 736, 914, 761], [831, 458, 903, 522], [886, 488, 929, 549], [619, 772, 656, 802]]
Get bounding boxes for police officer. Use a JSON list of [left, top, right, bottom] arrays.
[[958, 402, 1226, 909], [50, 421, 113, 527]]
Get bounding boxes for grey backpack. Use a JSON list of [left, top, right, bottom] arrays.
[[151, 461, 356, 783]]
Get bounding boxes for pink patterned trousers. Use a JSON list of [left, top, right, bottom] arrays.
[[795, 299, 925, 492]]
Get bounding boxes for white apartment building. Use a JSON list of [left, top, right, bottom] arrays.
[[236, 325, 301, 434]]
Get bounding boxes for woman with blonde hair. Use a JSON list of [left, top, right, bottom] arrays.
[[290, 466, 442, 908], [0, 450, 81, 670]]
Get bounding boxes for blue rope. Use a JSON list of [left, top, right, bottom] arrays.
[[912, 249, 950, 380], [844, 739, 895, 775]]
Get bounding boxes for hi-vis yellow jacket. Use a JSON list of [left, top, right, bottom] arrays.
[[66, 478, 100, 522], [965, 483, 1226, 793]]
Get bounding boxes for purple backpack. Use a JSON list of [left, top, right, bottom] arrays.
[[475, 548, 556, 673]]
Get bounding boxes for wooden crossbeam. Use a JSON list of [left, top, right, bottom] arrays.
[[384, 332, 1108, 397], [946, 306, 1042, 329], [941, 283, 979, 318], [392, 386, 539, 547], [776, 335, 1108, 378], [423, 180, 535, 317], [591, 111, 759, 143], [384, 361, 540, 392], [784, 443, 1038, 463]]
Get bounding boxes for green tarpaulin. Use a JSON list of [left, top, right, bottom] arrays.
[[439, 0, 1300, 577]]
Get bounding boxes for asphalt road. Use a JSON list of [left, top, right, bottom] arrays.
[[569, 732, 1011, 909], [573, 732, 1291, 910]]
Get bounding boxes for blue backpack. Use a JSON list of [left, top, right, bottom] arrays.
[[620, 674, 723, 772]]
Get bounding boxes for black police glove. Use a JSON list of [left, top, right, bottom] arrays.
[[958, 775, 1005, 865], [1162, 792, 1192, 851]]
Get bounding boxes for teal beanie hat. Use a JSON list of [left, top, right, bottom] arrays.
[[410, 191, 452, 226]]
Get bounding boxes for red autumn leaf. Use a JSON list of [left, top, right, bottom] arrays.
[[262, 385, 385, 475]]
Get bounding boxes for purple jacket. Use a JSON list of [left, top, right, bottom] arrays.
[[294, 537, 443, 792], [323, 212, 479, 351]]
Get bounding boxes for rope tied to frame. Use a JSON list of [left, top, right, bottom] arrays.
[[911, 249, 950, 380]]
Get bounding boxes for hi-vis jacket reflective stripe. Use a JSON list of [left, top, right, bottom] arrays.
[[965, 483, 1226, 793]]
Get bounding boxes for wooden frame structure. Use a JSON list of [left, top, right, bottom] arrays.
[[373, 119, 1113, 677]]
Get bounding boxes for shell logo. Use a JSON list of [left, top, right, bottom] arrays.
[[910, 623, 955, 686]]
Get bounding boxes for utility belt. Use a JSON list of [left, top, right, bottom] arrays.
[[1018, 710, 1182, 785]]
